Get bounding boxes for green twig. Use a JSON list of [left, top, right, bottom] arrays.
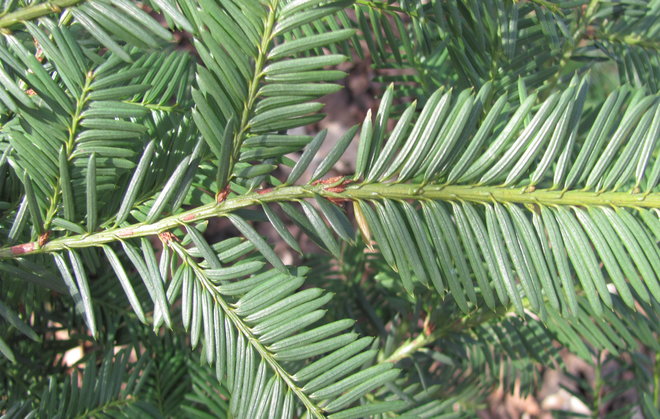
[[43, 72, 93, 231], [384, 305, 511, 363], [230, 1, 278, 177], [170, 240, 326, 418], [545, 0, 601, 92], [0, 183, 658, 259], [0, 0, 85, 28]]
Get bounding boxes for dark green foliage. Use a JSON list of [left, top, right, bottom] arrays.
[[0, 0, 659, 418]]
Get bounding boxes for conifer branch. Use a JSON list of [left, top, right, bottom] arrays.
[[170, 240, 327, 418], [1, 183, 657, 259]]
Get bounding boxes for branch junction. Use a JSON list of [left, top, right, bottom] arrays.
[[1, 182, 657, 259]]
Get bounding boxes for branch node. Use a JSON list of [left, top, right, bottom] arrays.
[[38, 230, 51, 247], [158, 231, 179, 246], [216, 186, 232, 204], [312, 175, 344, 186]]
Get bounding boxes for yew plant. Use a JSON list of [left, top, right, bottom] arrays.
[[0, 0, 659, 417]]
